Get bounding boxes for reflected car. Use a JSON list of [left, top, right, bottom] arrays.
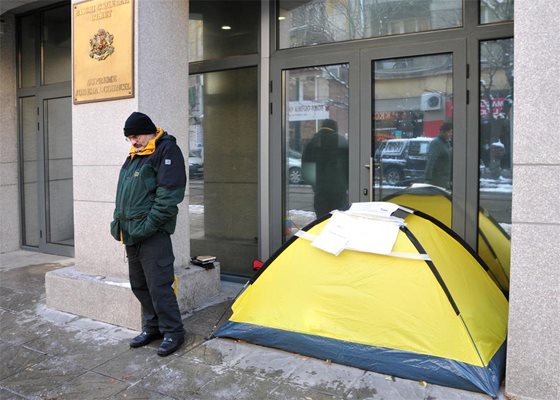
[[288, 149, 304, 184], [374, 138, 433, 185], [188, 149, 203, 179]]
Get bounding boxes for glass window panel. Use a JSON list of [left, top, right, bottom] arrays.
[[188, 1, 260, 62], [284, 64, 350, 238], [373, 53, 453, 201], [188, 68, 258, 277], [43, 5, 71, 85], [278, 0, 462, 49], [19, 15, 36, 88], [478, 38, 513, 292], [45, 97, 74, 246], [21, 97, 39, 247], [480, 0, 514, 24]]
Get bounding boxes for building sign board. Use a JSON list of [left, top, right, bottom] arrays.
[[73, 0, 134, 104], [288, 101, 329, 122]]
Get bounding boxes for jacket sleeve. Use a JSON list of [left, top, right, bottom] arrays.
[[110, 166, 126, 241], [145, 143, 186, 232]]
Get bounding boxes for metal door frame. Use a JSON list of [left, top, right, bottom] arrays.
[[19, 83, 73, 257], [359, 39, 468, 239], [37, 85, 74, 257], [16, 6, 73, 256], [269, 50, 361, 252], [266, 0, 513, 255], [269, 41, 468, 252]]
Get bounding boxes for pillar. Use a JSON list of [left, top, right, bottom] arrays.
[[506, 1, 560, 399], [46, 0, 220, 330]]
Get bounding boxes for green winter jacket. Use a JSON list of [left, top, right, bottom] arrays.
[[424, 135, 451, 189], [110, 130, 186, 245]]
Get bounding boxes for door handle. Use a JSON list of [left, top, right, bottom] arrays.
[[368, 157, 373, 201]]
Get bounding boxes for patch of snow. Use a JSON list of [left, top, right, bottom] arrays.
[[500, 223, 511, 236], [189, 205, 204, 214], [491, 140, 505, 148], [288, 209, 315, 219], [102, 279, 131, 288], [33, 303, 138, 340], [33, 304, 79, 325]]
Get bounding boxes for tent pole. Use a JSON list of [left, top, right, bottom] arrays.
[[205, 280, 250, 340]]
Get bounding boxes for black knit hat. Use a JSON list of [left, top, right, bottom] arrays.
[[320, 118, 338, 131], [123, 112, 157, 136]]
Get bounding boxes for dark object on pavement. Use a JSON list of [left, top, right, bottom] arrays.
[[191, 255, 216, 269], [157, 336, 185, 357], [129, 331, 163, 348]]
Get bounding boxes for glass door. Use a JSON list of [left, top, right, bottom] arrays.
[[360, 41, 467, 237], [283, 64, 350, 235], [270, 44, 466, 251], [42, 95, 74, 250], [270, 51, 360, 250], [17, 3, 73, 257], [20, 91, 73, 256]]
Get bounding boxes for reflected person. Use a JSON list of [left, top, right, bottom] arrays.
[[424, 121, 452, 189], [302, 119, 349, 218]]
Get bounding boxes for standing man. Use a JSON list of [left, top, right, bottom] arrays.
[[110, 112, 186, 356], [302, 119, 349, 217], [425, 121, 453, 189]]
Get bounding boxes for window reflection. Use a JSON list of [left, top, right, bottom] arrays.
[[478, 38, 513, 292], [45, 97, 74, 246], [278, 0, 462, 49], [284, 65, 350, 238], [188, 69, 258, 277], [373, 54, 453, 195], [19, 15, 36, 88], [43, 5, 71, 85], [21, 97, 39, 247], [189, 1, 259, 62], [480, 0, 514, 24]]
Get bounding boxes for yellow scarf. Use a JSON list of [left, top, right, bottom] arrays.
[[128, 128, 164, 160]]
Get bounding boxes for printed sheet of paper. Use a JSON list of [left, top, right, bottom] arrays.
[[311, 211, 401, 256], [310, 229, 349, 256], [347, 202, 401, 218]]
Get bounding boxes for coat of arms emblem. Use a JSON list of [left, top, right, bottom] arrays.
[[89, 29, 114, 61]]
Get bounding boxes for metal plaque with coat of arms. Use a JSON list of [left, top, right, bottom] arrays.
[[73, 0, 134, 104]]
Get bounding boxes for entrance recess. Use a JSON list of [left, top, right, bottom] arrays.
[[17, 3, 73, 257], [272, 41, 467, 251], [20, 90, 74, 256]]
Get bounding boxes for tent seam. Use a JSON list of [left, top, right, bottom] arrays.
[[400, 225, 460, 316]]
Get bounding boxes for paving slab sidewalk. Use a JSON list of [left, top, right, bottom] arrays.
[[0, 251, 504, 400]]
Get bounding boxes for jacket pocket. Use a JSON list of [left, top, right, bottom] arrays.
[[110, 219, 121, 241], [127, 214, 157, 245]]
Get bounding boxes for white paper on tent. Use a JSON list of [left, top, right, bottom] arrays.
[[309, 228, 349, 256], [347, 202, 401, 217], [310, 210, 401, 256]]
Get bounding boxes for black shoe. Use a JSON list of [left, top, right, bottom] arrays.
[[129, 331, 163, 348], [157, 336, 184, 357]]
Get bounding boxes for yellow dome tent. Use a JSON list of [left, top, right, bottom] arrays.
[[215, 203, 508, 397], [384, 184, 510, 293]]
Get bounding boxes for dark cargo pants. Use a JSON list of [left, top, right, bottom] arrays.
[[125, 232, 184, 338]]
